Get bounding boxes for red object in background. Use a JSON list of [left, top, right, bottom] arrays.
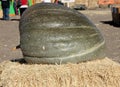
[[21, 0, 28, 5], [98, 0, 120, 5]]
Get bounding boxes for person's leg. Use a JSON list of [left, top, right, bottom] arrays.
[[13, 2, 19, 15], [16, 8, 19, 15], [13, 2, 16, 15], [5, 8, 10, 20], [2, 8, 6, 20], [20, 8, 24, 16], [20, 7, 27, 16]]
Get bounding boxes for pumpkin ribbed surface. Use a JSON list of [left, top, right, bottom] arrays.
[[19, 3, 105, 64]]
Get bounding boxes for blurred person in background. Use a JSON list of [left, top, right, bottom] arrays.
[[13, 0, 19, 15], [0, 0, 11, 20], [19, 0, 28, 16]]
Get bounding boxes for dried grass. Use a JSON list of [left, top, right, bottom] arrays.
[[0, 57, 120, 87]]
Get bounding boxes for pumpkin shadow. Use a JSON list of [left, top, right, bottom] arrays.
[[11, 58, 27, 64], [100, 20, 120, 27], [11, 19, 20, 21]]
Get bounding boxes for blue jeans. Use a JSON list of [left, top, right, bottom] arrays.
[[2, 8, 10, 20]]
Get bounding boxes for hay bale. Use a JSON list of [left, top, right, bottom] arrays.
[[33, 0, 98, 9], [74, 0, 98, 9], [0, 58, 120, 87]]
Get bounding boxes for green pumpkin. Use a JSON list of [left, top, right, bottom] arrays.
[[19, 3, 106, 64]]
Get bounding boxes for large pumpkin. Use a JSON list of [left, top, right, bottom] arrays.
[[19, 3, 105, 64]]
